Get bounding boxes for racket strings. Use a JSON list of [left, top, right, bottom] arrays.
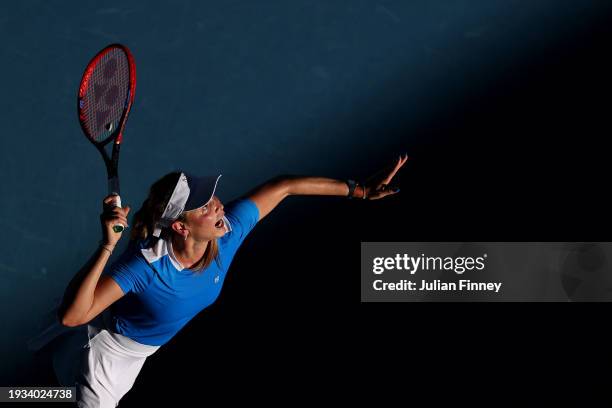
[[81, 48, 131, 143]]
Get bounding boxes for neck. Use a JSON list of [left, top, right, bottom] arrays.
[[171, 234, 209, 269]]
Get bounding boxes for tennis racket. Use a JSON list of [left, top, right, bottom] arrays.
[[77, 44, 136, 233]]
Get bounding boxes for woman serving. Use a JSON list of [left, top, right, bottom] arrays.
[[57, 153, 408, 407]]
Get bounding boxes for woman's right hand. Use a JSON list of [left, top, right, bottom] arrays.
[[100, 195, 131, 246]]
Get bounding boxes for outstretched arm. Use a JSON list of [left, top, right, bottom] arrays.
[[246, 153, 409, 221]]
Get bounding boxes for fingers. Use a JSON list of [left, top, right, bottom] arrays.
[[102, 205, 130, 228], [383, 153, 409, 185], [104, 204, 131, 216], [103, 194, 120, 206], [102, 195, 130, 213], [113, 219, 129, 229], [367, 183, 401, 200], [106, 215, 129, 228], [364, 152, 410, 188]]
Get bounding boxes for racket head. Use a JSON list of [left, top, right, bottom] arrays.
[[77, 44, 136, 145]]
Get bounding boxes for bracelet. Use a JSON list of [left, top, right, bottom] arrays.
[[98, 240, 115, 255], [346, 179, 357, 199], [100, 245, 113, 255], [100, 244, 114, 255]]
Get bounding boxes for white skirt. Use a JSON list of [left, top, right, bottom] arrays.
[[30, 309, 160, 408], [76, 323, 160, 407]]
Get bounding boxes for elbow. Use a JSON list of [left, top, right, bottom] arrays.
[[57, 308, 72, 327], [273, 175, 296, 197], [59, 312, 85, 328], [60, 317, 77, 328], [60, 316, 80, 328]]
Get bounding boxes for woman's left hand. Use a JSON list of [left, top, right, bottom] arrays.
[[362, 153, 409, 200]]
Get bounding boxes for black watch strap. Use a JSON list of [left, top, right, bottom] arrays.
[[346, 179, 357, 199]]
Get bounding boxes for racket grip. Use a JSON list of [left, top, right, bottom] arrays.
[[111, 195, 125, 233]]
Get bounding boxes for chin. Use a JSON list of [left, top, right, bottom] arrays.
[[214, 228, 227, 236]]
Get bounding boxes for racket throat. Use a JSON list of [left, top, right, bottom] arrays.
[[98, 140, 121, 193]]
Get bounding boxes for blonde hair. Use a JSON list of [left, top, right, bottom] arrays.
[[130, 171, 220, 273]]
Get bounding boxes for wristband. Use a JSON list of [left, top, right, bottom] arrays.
[[346, 179, 357, 199]]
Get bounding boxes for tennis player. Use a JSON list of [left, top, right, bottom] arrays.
[[57, 153, 408, 407]]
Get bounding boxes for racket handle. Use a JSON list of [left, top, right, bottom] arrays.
[[111, 195, 125, 233]]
